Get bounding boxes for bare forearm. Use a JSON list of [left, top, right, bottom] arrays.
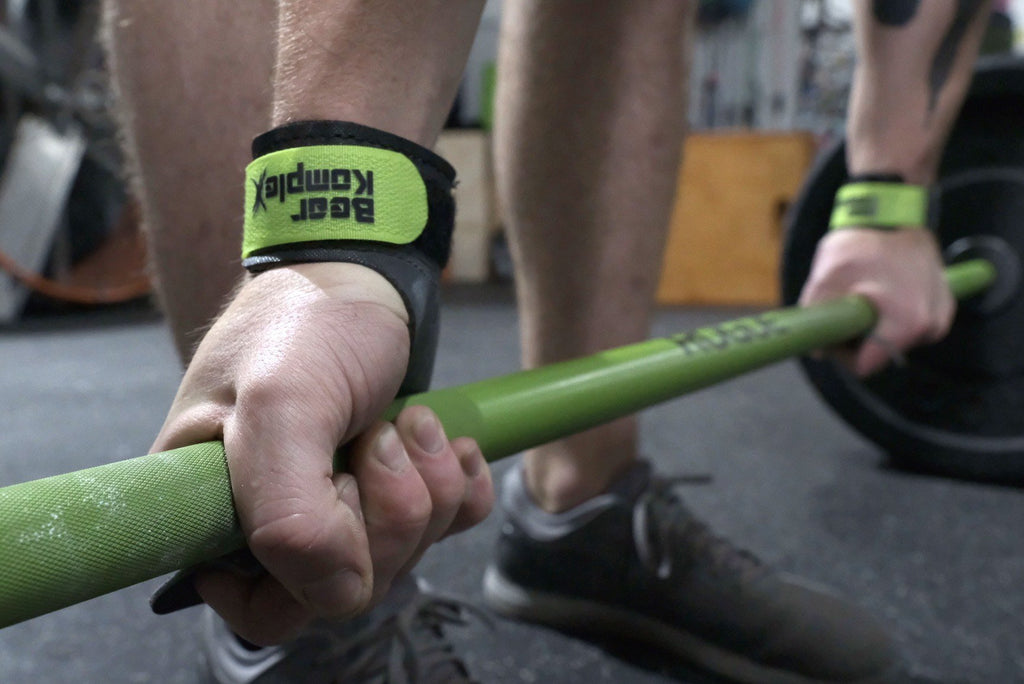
[[847, 0, 993, 182], [273, 0, 485, 146]]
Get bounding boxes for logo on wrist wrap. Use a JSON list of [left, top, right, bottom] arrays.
[[252, 163, 375, 223], [242, 144, 429, 259]]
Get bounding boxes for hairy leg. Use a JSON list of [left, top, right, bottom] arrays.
[[103, 0, 277, 362], [495, 0, 695, 512]]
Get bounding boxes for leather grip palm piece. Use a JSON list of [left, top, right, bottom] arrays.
[[0, 442, 243, 627]]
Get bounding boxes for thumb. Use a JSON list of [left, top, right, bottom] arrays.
[[223, 395, 374, 619]]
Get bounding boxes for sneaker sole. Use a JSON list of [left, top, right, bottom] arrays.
[[483, 566, 900, 684], [201, 608, 288, 684]]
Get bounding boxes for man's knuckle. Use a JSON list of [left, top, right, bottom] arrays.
[[374, 490, 433, 531], [432, 476, 468, 511], [236, 376, 294, 417]]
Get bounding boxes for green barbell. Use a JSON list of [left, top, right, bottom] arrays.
[[0, 259, 996, 628]]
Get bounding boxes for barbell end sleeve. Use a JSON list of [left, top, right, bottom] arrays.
[[945, 258, 998, 301]]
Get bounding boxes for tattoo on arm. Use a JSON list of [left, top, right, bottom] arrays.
[[872, 1, 988, 114], [928, 0, 987, 112], [872, 0, 921, 26]]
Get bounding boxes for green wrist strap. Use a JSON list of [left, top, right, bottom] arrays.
[[241, 120, 456, 271], [239, 121, 457, 397], [829, 181, 929, 231], [243, 145, 429, 257]]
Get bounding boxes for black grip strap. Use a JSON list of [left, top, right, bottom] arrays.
[[242, 120, 455, 395], [246, 242, 440, 395], [246, 120, 456, 270]]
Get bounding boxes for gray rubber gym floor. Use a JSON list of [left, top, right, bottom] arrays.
[[1, 285, 1022, 684]]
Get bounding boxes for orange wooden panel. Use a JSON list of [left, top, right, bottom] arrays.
[[657, 131, 817, 305]]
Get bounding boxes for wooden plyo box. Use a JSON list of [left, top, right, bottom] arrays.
[[435, 129, 498, 283], [657, 131, 817, 306]]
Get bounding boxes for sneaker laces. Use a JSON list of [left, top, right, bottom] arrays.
[[632, 475, 766, 584], [313, 588, 492, 684]]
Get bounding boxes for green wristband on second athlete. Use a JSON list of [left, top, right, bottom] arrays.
[[829, 181, 928, 231]]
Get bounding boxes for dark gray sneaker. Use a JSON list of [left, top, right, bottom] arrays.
[[204, 574, 485, 683], [483, 461, 905, 684]]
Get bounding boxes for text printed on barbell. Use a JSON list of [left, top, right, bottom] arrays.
[[670, 315, 789, 356]]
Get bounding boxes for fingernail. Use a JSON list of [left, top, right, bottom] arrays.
[[336, 475, 363, 522], [413, 411, 445, 454], [459, 442, 483, 477], [375, 425, 408, 472], [302, 568, 366, 615]]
